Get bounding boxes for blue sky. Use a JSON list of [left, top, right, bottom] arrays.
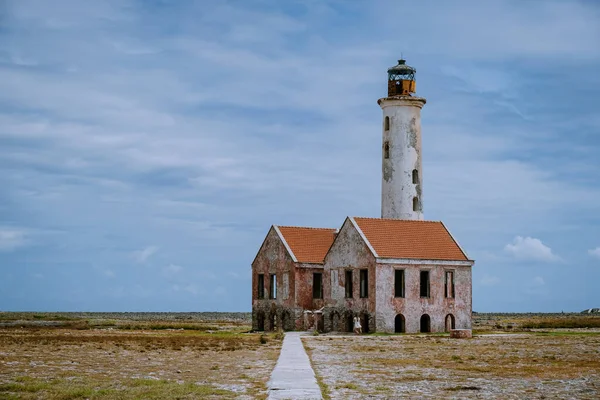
[[1, 0, 599, 312]]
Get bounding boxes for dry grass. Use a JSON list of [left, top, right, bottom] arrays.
[[304, 333, 600, 399], [0, 316, 281, 400]]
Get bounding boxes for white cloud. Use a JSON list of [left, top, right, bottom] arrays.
[[504, 236, 560, 262], [132, 246, 158, 264], [163, 264, 183, 276], [533, 276, 545, 286], [0, 229, 27, 252], [480, 275, 500, 286], [184, 284, 198, 296], [588, 247, 600, 259]]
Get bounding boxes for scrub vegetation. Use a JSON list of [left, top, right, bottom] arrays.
[[303, 313, 600, 399], [0, 313, 278, 400]]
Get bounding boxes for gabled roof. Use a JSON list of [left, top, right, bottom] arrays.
[[276, 226, 337, 264], [352, 217, 470, 261]]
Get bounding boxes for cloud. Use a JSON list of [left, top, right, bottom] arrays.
[[132, 246, 158, 264], [0, 229, 27, 252], [184, 284, 198, 296], [588, 247, 600, 260], [480, 275, 500, 286], [0, 0, 599, 313], [163, 264, 183, 276], [533, 276, 545, 286], [504, 236, 561, 263]]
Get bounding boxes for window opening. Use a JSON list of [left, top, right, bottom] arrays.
[[445, 271, 455, 298], [313, 273, 323, 299], [413, 197, 420, 211], [269, 274, 277, 299], [384, 141, 390, 159], [412, 169, 419, 184], [384, 116, 390, 131], [394, 314, 405, 333], [420, 270, 430, 298], [257, 274, 265, 299], [257, 311, 265, 331], [420, 314, 431, 333], [445, 314, 455, 332], [345, 270, 353, 298], [359, 269, 369, 298], [394, 269, 405, 298]]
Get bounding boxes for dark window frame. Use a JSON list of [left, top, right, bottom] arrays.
[[313, 272, 323, 299], [412, 169, 419, 184], [384, 141, 390, 159], [413, 197, 420, 212], [420, 270, 430, 298], [384, 116, 390, 131], [257, 274, 265, 299], [345, 270, 353, 299], [359, 269, 369, 298], [394, 269, 405, 298]]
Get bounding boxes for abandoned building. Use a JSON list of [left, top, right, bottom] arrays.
[[251, 59, 474, 333]]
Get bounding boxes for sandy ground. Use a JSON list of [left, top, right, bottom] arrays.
[[0, 327, 281, 399], [303, 333, 600, 399]]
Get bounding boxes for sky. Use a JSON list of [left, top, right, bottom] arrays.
[[0, 0, 599, 312]]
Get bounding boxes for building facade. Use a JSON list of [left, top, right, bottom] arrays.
[[251, 59, 474, 333]]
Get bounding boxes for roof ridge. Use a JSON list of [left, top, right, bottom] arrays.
[[276, 225, 337, 231], [353, 216, 442, 223]]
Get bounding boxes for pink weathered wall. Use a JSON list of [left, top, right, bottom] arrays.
[[295, 265, 325, 311], [251, 227, 298, 331], [323, 218, 377, 331], [375, 262, 472, 333]]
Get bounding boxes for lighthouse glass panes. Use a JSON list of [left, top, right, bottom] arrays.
[[387, 59, 416, 96]]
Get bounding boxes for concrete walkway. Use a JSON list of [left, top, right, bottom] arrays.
[[267, 332, 323, 400]]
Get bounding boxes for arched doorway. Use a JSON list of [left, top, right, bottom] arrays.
[[281, 310, 291, 331], [394, 314, 405, 333], [330, 312, 340, 332], [361, 313, 370, 333], [420, 314, 431, 333], [257, 311, 265, 331], [445, 314, 455, 332], [346, 313, 354, 333]]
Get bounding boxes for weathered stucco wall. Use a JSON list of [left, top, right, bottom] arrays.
[[375, 262, 472, 333], [295, 264, 325, 311], [251, 227, 300, 331], [323, 218, 377, 332], [379, 96, 426, 220]]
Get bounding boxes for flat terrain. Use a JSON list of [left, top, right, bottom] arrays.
[[0, 313, 279, 399], [303, 313, 600, 399], [304, 333, 600, 399], [1, 312, 599, 399]]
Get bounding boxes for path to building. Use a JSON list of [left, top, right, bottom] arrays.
[[267, 332, 323, 400]]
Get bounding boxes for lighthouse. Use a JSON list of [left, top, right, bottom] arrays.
[[378, 59, 426, 220]]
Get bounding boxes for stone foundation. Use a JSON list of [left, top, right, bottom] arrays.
[[450, 329, 472, 338]]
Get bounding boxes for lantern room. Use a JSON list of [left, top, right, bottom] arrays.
[[387, 59, 416, 96]]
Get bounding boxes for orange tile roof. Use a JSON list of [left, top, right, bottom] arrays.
[[277, 226, 337, 264], [353, 217, 469, 261]]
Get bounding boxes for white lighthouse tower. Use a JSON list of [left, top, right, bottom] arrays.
[[378, 59, 426, 220]]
